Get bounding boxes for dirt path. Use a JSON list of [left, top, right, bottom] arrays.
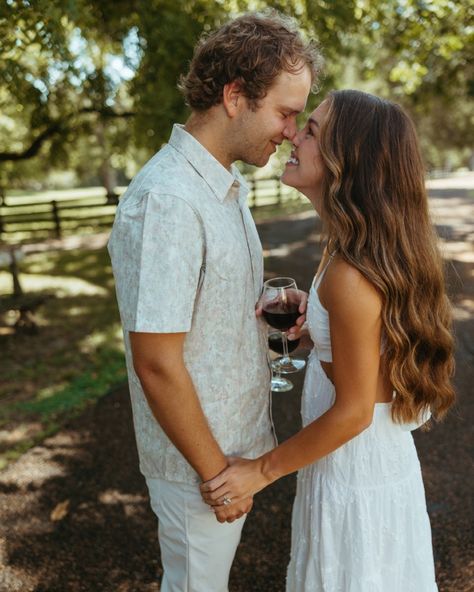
[[1, 178, 472, 591]]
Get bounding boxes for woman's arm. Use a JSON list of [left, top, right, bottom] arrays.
[[201, 259, 384, 504]]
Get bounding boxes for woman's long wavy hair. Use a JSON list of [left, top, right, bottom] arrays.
[[319, 90, 455, 424]]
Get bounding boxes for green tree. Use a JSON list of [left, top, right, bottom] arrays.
[[0, 0, 137, 193], [348, 0, 474, 167], [1, 0, 472, 191]]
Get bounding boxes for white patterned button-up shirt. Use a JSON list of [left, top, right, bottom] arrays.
[[108, 124, 276, 483]]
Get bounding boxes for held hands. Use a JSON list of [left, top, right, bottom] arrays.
[[200, 456, 274, 517], [213, 496, 253, 524]]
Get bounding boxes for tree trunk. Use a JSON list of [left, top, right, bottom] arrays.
[[96, 119, 118, 204]]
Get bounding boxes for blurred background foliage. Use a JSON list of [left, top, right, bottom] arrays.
[[0, 0, 473, 192]]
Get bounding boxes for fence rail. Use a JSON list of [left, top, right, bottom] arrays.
[[0, 177, 304, 243]]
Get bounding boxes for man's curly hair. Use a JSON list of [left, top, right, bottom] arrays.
[[179, 11, 323, 112]]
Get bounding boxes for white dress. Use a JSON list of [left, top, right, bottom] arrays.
[[286, 264, 438, 592]]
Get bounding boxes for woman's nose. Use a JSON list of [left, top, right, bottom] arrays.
[[292, 130, 302, 147]]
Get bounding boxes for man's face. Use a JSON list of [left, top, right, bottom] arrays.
[[233, 65, 312, 167]]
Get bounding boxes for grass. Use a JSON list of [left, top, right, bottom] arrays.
[[0, 246, 126, 470]]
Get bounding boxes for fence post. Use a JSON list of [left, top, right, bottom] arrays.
[[250, 178, 257, 208], [9, 247, 24, 296], [276, 178, 282, 205], [0, 187, 5, 238], [51, 200, 61, 238]]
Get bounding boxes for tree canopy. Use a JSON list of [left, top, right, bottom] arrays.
[[1, 0, 472, 188]]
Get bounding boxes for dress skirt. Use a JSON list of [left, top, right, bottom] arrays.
[[286, 354, 438, 592]]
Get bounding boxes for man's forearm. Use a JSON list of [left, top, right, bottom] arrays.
[[137, 363, 227, 481]]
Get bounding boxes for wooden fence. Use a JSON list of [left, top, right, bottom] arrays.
[[0, 177, 303, 243]]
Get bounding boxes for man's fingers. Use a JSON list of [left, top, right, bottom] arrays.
[[200, 474, 226, 493]]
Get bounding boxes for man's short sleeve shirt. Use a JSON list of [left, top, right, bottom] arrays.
[[108, 124, 275, 482]]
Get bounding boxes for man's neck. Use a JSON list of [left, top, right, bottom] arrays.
[[184, 112, 233, 171]]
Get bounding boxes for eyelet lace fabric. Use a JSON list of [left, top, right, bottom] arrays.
[[285, 281, 438, 591]]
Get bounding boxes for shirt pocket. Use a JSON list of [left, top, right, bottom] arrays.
[[205, 235, 250, 283]]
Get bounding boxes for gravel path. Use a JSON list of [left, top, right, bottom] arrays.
[[1, 178, 472, 591]]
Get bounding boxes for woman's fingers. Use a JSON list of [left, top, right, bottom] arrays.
[[298, 291, 308, 313], [201, 457, 257, 508], [201, 484, 229, 503], [200, 457, 245, 496]]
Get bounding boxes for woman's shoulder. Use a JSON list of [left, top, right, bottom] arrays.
[[321, 256, 382, 319]]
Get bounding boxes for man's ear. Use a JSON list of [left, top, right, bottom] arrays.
[[222, 80, 245, 117]]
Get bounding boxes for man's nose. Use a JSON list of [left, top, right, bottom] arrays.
[[283, 118, 297, 140]]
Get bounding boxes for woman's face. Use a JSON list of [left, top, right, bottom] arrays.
[[281, 100, 329, 212]]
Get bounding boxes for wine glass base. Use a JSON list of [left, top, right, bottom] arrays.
[[272, 358, 306, 374], [271, 376, 293, 392]]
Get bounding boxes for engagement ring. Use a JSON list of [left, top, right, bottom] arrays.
[[222, 496, 232, 506]]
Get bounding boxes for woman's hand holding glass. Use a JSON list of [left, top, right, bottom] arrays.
[[256, 285, 308, 336], [258, 278, 308, 376]]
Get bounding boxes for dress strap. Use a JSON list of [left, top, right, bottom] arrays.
[[312, 254, 333, 289]]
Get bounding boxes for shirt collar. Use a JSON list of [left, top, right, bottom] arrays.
[[168, 124, 246, 203]]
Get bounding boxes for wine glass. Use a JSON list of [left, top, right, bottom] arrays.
[[262, 277, 306, 374], [268, 331, 306, 375], [268, 330, 293, 392]]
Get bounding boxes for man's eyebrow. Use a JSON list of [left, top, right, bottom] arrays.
[[279, 106, 305, 115]]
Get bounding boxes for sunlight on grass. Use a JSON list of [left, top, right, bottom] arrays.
[[36, 383, 69, 401], [0, 271, 108, 297], [16, 349, 126, 417], [6, 187, 113, 204], [0, 421, 43, 444], [79, 325, 124, 354], [0, 245, 126, 469]]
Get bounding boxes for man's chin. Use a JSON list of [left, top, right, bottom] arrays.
[[253, 154, 271, 168], [242, 157, 267, 168], [241, 149, 272, 168]]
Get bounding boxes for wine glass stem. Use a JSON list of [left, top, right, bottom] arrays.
[[281, 332, 291, 364]]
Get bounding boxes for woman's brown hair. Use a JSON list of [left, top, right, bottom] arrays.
[[320, 90, 455, 424], [179, 11, 323, 111]]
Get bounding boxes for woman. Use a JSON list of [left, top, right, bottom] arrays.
[[200, 90, 455, 591]]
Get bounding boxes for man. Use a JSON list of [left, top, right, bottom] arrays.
[[108, 11, 321, 592]]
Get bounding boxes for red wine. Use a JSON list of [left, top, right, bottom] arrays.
[[262, 302, 299, 331], [268, 333, 300, 354]]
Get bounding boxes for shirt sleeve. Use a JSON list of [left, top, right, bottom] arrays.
[[116, 192, 204, 333]]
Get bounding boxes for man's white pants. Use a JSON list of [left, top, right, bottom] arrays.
[[146, 476, 246, 592]]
